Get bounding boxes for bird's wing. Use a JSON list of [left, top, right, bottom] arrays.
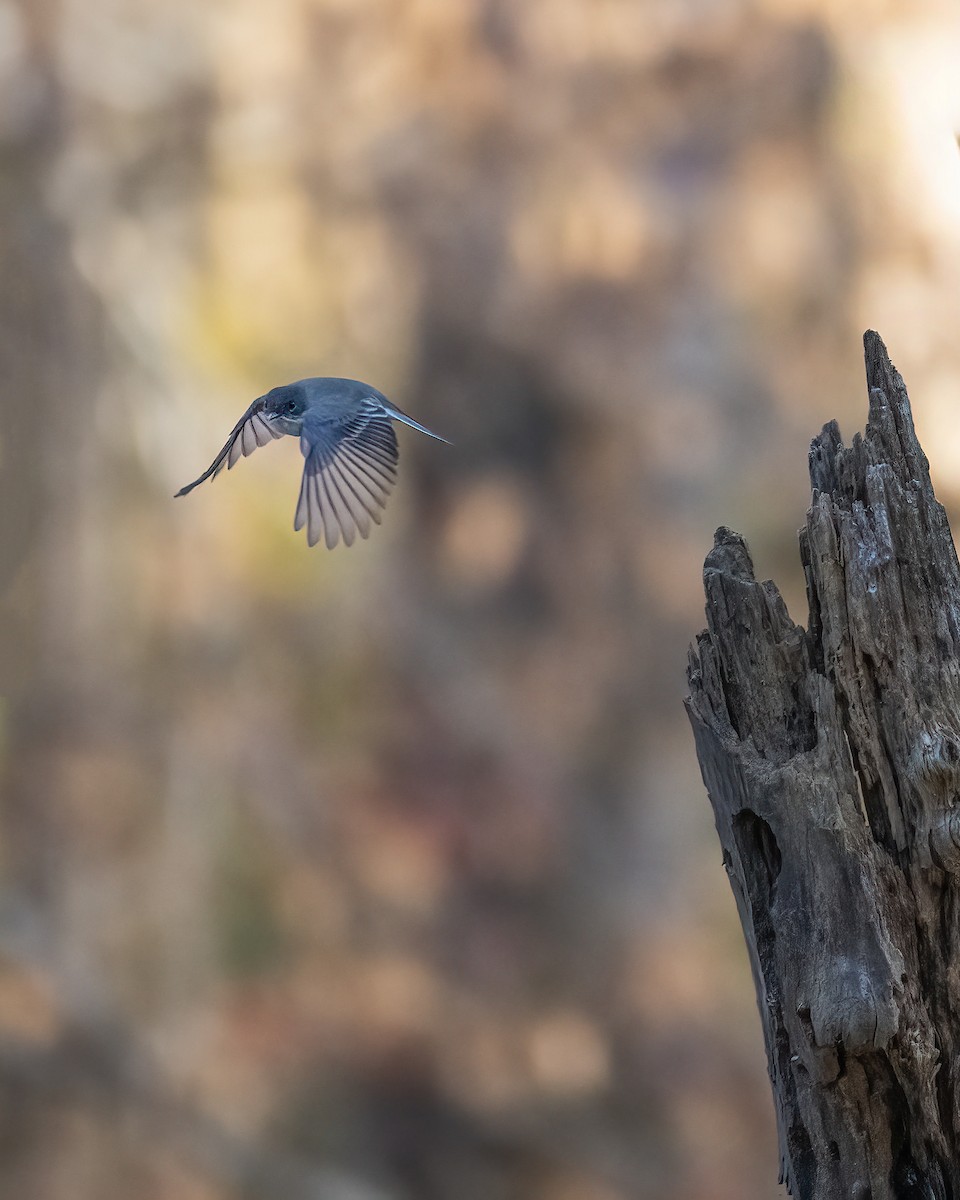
[[175, 397, 283, 497], [295, 398, 399, 548]]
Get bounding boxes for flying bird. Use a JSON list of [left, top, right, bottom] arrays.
[[175, 377, 449, 549]]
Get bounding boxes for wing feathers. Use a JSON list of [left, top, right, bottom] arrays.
[[175, 398, 283, 496], [296, 401, 399, 548], [339, 450, 390, 501]]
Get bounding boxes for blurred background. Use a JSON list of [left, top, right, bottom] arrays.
[[2, 1, 960, 1197]]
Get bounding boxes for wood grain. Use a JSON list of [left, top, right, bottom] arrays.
[[687, 332, 959, 1198]]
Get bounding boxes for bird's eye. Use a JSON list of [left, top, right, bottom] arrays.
[[284, 400, 297, 414]]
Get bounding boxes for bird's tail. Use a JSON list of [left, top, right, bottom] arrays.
[[382, 402, 451, 444]]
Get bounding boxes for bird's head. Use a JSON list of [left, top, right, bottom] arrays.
[[263, 385, 307, 434]]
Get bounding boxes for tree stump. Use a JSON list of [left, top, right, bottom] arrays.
[[686, 332, 960, 1199]]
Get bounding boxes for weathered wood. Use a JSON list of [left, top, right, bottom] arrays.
[[686, 331, 960, 1199]]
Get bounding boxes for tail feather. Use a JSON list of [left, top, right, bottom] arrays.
[[381, 402, 451, 444]]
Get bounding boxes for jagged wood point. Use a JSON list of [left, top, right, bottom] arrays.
[[686, 331, 960, 1199]]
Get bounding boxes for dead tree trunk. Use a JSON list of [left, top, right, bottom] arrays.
[[686, 332, 960, 1200]]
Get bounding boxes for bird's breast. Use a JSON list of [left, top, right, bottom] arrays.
[[271, 415, 303, 437]]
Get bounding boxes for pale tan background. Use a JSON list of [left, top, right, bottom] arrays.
[[2, 2, 960, 1198]]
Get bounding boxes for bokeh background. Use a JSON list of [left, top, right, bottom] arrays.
[[2, 1, 960, 1197]]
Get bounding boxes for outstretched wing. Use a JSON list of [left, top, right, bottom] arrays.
[[295, 399, 399, 548], [175, 398, 283, 497]]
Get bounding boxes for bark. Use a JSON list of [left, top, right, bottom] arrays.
[[686, 331, 960, 1200]]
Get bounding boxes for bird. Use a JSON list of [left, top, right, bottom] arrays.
[[175, 377, 449, 549]]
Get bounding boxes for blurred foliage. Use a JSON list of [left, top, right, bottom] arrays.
[[2, 1, 960, 1198]]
